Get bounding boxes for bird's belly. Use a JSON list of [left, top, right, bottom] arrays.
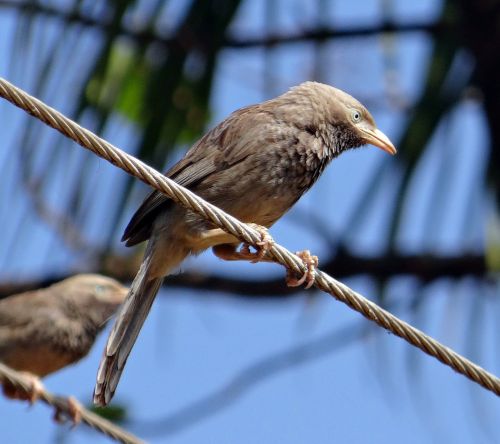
[[226, 197, 290, 226], [2, 345, 82, 377], [211, 182, 302, 227]]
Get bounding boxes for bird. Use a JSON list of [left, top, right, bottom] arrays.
[[0, 274, 127, 402], [94, 81, 396, 406]]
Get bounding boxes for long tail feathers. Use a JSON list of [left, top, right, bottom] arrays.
[[93, 258, 163, 406]]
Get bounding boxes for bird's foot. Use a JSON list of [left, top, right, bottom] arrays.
[[2, 372, 44, 404], [241, 224, 274, 263], [26, 376, 45, 404], [54, 396, 82, 425], [212, 224, 274, 263], [286, 250, 318, 289]]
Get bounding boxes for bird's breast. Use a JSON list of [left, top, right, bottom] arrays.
[[198, 147, 329, 227]]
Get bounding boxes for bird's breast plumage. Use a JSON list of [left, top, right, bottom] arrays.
[[186, 121, 334, 228]]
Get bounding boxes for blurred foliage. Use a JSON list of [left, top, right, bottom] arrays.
[[1, 0, 242, 257], [89, 403, 128, 423]]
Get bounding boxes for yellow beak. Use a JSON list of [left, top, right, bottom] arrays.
[[361, 127, 397, 155]]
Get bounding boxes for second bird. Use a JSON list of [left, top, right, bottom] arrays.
[[94, 81, 397, 405]]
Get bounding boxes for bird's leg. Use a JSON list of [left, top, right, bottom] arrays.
[[213, 243, 270, 262], [286, 250, 319, 289], [211, 227, 317, 288], [186, 228, 239, 251], [67, 396, 83, 425], [212, 224, 274, 263], [2, 371, 45, 404]]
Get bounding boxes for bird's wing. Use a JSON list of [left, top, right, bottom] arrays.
[[0, 291, 49, 330], [0, 291, 62, 357], [0, 303, 32, 354], [122, 105, 271, 246], [0, 287, 89, 346]]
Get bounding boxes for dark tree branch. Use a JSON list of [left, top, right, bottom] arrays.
[[224, 22, 440, 48], [0, 0, 440, 51], [163, 250, 487, 298], [0, 251, 487, 300]]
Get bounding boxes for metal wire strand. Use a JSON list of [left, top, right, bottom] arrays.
[[0, 363, 143, 444]]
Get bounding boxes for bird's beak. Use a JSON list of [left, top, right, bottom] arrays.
[[116, 286, 129, 302], [361, 127, 397, 155]]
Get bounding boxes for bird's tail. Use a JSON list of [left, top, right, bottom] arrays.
[[93, 254, 163, 406]]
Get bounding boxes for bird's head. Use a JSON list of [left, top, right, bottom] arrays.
[[57, 274, 128, 328], [64, 274, 128, 306], [280, 81, 397, 157]]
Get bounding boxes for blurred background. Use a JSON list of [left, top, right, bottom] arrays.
[[1, 0, 500, 442]]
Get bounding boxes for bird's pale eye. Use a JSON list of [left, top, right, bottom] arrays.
[[351, 109, 362, 123]]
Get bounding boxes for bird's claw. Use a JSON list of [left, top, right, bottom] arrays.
[[54, 396, 82, 426], [240, 224, 274, 263], [286, 250, 318, 289], [2, 372, 45, 404], [26, 376, 45, 404]]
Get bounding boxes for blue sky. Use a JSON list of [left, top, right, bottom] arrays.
[[1, 1, 499, 443]]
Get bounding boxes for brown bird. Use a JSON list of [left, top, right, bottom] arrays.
[[94, 81, 396, 405], [0, 274, 127, 401]]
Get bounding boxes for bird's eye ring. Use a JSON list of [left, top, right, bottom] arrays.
[[351, 109, 362, 123]]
